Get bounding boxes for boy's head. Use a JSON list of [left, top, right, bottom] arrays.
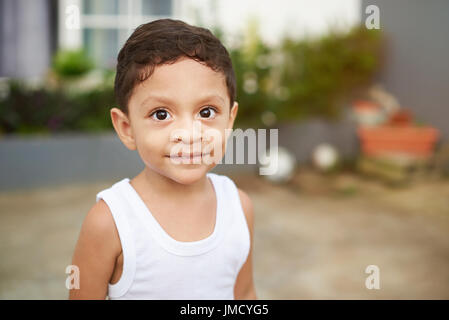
[[114, 19, 236, 114], [110, 19, 239, 185]]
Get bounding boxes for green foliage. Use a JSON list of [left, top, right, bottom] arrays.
[[52, 49, 94, 78], [229, 22, 383, 127], [277, 26, 382, 123], [229, 18, 280, 129], [0, 80, 114, 134]]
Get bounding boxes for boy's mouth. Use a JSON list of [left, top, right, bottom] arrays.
[[165, 152, 211, 160]]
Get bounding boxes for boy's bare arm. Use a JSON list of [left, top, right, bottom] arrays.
[[234, 189, 258, 300], [69, 200, 122, 299]]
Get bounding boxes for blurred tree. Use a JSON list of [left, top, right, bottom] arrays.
[[277, 26, 382, 123], [229, 17, 280, 129], [52, 49, 94, 79]]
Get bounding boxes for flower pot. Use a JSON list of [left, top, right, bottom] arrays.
[[357, 125, 440, 157]]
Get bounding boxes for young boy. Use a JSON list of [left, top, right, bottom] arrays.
[[69, 19, 257, 300]]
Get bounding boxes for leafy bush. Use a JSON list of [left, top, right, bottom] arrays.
[[229, 23, 383, 127], [52, 49, 94, 79], [227, 19, 280, 129], [0, 81, 114, 134], [277, 26, 383, 122]]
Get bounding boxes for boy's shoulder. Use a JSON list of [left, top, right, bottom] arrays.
[[86, 199, 114, 231], [80, 195, 122, 256]]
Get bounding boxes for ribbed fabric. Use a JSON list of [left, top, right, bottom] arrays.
[[95, 172, 250, 300]]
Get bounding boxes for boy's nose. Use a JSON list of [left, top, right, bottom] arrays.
[[170, 119, 203, 144]]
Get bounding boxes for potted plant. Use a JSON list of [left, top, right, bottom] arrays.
[[357, 124, 440, 157]]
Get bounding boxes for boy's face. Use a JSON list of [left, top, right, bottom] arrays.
[[111, 56, 238, 185]]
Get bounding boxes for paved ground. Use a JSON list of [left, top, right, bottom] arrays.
[[1, 169, 448, 299]]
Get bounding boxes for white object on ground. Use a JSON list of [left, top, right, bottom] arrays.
[[260, 146, 296, 183], [312, 143, 339, 171]]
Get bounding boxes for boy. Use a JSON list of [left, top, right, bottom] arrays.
[[69, 19, 257, 300]]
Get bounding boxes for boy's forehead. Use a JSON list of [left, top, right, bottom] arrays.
[[149, 57, 225, 84], [133, 58, 229, 107]]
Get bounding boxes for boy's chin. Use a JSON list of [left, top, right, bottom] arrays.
[[165, 164, 215, 185]]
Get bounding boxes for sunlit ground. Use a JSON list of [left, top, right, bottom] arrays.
[[1, 168, 448, 299]]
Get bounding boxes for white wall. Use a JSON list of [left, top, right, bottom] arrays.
[[57, 0, 362, 55], [178, 0, 361, 46]]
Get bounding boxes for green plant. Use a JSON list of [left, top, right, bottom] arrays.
[[52, 49, 94, 78], [277, 26, 383, 123], [0, 80, 114, 134], [228, 18, 281, 129], [225, 22, 383, 128]]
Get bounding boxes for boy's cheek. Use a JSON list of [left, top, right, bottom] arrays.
[[135, 138, 165, 162]]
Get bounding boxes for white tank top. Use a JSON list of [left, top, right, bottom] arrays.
[[95, 172, 250, 300]]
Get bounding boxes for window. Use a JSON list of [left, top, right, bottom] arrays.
[[83, 28, 118, 67], [78, 0, 174, 68], [83, 0, 119, 15], [142, 0, 172, 16]]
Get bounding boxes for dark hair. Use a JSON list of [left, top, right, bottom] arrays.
[[114, 19, 236, 114]]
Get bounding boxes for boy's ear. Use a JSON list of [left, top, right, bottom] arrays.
[[227, 101, 239, 130], [110, 107, 137, 151]]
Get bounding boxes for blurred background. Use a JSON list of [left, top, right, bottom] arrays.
[[0, 0, 448, 299]]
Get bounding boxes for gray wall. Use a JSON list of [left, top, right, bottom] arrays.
[[0, 132, 259, 191], [278, 110, 359, 164], [0, 117, 358, 191], [0, 0, 52, 80], [0, 133, 143, 191], [362, 0, 449, 139]]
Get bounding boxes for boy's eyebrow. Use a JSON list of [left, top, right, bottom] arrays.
[[141, 93, 226, 108]]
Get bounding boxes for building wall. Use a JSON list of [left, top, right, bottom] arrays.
[[180, 0, 361, 47], [0, 0, 52, 80], [0, 132, 257, 191], [362, 0, 449, 140], [0, 0, 362, 78]]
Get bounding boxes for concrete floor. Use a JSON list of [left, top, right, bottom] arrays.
[[1, 169, 448, 299]]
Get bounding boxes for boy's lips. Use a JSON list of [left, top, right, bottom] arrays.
[[165, 152, 210, 159]]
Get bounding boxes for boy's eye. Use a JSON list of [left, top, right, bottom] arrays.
[[198, 107, 216, 119], [150, 109, 171, 121]]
